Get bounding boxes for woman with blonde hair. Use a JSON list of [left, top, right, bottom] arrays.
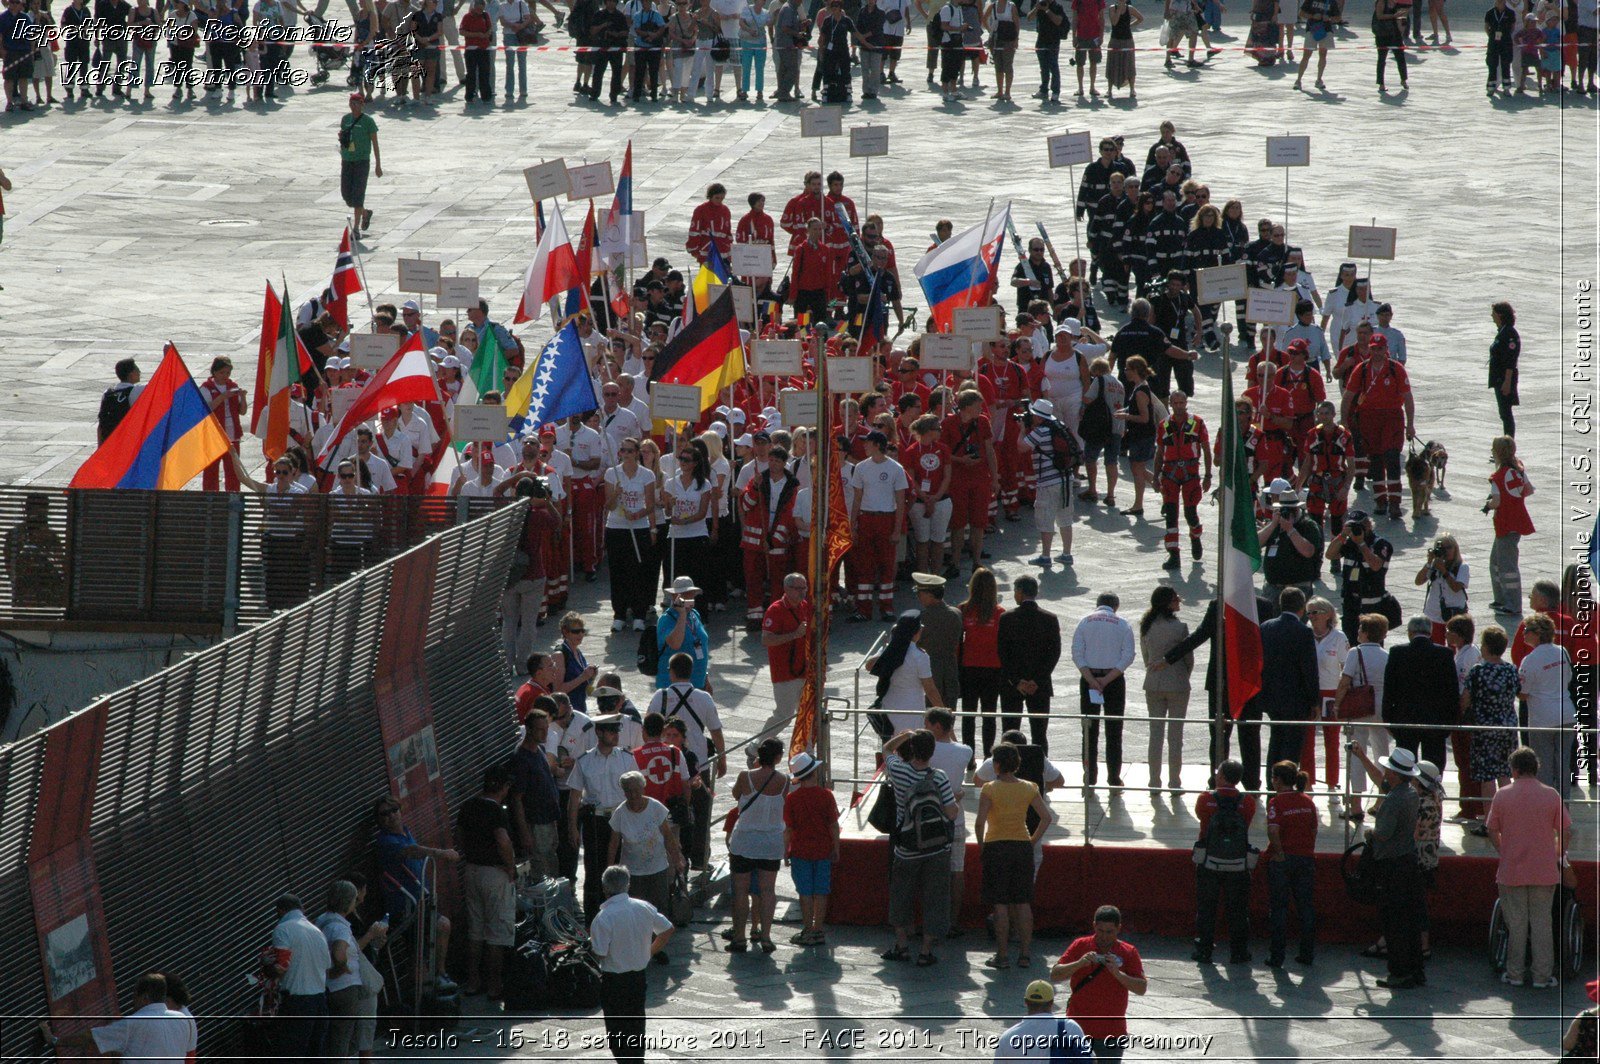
[[1185, 202, 1231, 351], [1139, 585, 1191, 792]]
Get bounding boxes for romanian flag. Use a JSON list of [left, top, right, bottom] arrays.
[[71, 343, 232, 490], [651, 286, 745, 414]]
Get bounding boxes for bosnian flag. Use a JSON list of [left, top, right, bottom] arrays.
[[514, 203, 585, 324], [319, 227, 363, 331], [913, 204, 1010, 331], [315, 334, 441, 464], [1219, 362, 1264, 719]]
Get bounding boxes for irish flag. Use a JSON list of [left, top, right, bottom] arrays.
[[250, 282, 309, 462], [1219, 364, 1263, 719]]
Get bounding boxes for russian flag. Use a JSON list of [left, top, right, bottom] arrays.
[[70, 344, 232, 490], [913, 205, 1011, 331]]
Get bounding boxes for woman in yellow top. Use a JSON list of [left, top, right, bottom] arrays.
[[975, 742, 1053, 971]]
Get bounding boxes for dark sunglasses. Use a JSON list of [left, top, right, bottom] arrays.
[[339, 472, 356, 479]]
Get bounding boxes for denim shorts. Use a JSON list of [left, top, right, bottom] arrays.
[[790, 857, 833, 896]]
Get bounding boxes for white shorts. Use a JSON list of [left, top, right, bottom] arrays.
[[909, 496, 953, 544], [1033, 481, 1075, 533], [950, 817, 969, 872], [463, 863, 516, 947]]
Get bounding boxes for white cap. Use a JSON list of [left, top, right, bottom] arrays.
[[337, 339, 351, 353], [402, 299, 422, 313], [733, 433, 754, 448], [429, 346, 451, 361], [715, 405, 732, 417], [1062, 317, 1083, 337], [440, 355, 463, 369], [710, 422, 728, 439], [1266, 477, 1294, 496], [729, 409, 748, 424], [761, 406, 780, 420]]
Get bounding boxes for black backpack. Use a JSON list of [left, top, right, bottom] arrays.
[[636, 624, 660, 676], [899, 768, 953, 854], [1078, 380, 1114, 446], [97, 385, 134, 442], [1201, 791, 1249, 871]]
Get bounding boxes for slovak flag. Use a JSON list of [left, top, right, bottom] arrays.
[[913, 204, 1011, 331], [514, 202, 585, 324]]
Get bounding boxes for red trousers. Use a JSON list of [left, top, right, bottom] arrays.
[[201, 445, 241, 491], [743, 547, 794, 621], [572, 478, 604, 573], [997, 425, 1023, 513], [851, 511, 898, 617], [1299, 696, 1341, 788]]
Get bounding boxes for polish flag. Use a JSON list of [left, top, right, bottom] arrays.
[[315, 334, 441, 464], [514, 203, 584, 324]]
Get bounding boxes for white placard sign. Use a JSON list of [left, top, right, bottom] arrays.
[[730, 243, 775, 277], [919, 333, 973, 372], [1347, 225, 1398, 261], [752, 339, 804, 377], [730, 284, 756, 321], [952, 306, 1004, 341], [1046, 131, 1093, 169], [565, 161, 615, 201], [436, 275, 481, 307], [452, 404, 510, 442], [849, 125, 890, 158], [825, 356, 874, 393], [780, 389, 820, 428], [347, 332, 400, 370], [1265, 135, 1311, 168], [800, 106, 844, 138], [650, 382, 704, 424], [1244, 287, 1297, 327], [330, 386, 360, 422], [523, 159, 570, 201], [398, 258, 442, 293], [1195, 263, 1249, 305]]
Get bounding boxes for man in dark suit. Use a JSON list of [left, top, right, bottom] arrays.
[[1164, 593, 1280, 774], [1249, 588, 1321, 787], [1382, 615, 1459, 767], [998, 575, 1062, 753]]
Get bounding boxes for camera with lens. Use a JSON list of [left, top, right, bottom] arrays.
[[1428, 538, 1447, 558]]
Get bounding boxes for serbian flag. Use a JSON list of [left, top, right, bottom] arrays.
[[71, 344, 232, 490], [1219, 363, 1264, 719], [598, 140, 638, 269], [315, 334, 441, 464], [651, 286, 746, 414], [913, 204, 1010, 331], [251, 283, 311, 462], [514, 203, 585, 324], [318, 228, 363, 330]]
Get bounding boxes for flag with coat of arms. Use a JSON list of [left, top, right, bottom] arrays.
[[504, 321, 600, 436]]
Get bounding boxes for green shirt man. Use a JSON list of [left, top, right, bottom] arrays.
[[339, 93, 383, 234]]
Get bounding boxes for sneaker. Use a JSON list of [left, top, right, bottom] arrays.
[[1501, 972, 1525, 985], [1029, 554, 1052, 566], [1056, 554, 1073, 565], [611, 618, 624, 632], [1532, 978, 1559, 989], [632, 619, 646, 631]]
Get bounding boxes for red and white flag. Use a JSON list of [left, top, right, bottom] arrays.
[[1219, 364, 1264, 719], [319, 227, 364, 331], [514, 202, 584, 324], [251, 282, 311, 462], [315, 333, 441, 464]]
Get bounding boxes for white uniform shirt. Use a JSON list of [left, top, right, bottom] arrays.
[[589, 893, 673, 974], [1070, 607, 1136, 672], [849, 456, 909, 513], [547, 710, 597, 786], [271, 909, 332, 996], [360, 451, 399, 493], [90, 1004, 196, 1064], [1314, 627, 1350, 693], [601, 407, 644, 458], [569, 425, 605, 480], [567, 745, 636, 810]]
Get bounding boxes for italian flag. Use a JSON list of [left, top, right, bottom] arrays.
[[250, 282, 308, 462], [1219, 363, 1263, 719]]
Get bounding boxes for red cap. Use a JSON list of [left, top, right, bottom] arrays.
[[539, 427, 557, 440], [1367, 333, 1389, 352], [1286, 338, 1310, 355], [349, 92, 365, 104]]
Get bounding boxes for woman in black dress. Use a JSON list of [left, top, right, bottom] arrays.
[[1105, 0, 1143, 98], [1372, 0, 1408, 90]]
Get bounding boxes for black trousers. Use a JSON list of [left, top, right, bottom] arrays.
[[1194, 866, 1250, 957], [589, 48, 624, 99], [1001, 686, 1051, 753], [464, 47, 493, 99], [1391, 726, 1446, 772], [557, 790, 581, 879], [686, 772, 712, 868], [1265, 716, 1308, 778], [1495, 391, 1517, 437], [1235, 709, 1263, 790], [275, 992, 329, 1064], [1486, 39, 1512, 85], [601, 969, 648, 1064], [960, 665, 1003, 755], [1079, 672, 1126, 782], [1375, 855, 1426, 980], [64, 40, 90, 90], [579, 808, 615, 922], [1375, 44, 1407, 85], [632, 47, 660, 98], [607, 527, 657, 619]]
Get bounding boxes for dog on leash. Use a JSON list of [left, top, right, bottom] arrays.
[[1405, 441, 1448, 518]]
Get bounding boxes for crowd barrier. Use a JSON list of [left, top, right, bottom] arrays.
[[0, 500, 526, 1058]]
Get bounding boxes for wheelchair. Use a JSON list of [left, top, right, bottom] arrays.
[[1488, 884, 1586, 977]]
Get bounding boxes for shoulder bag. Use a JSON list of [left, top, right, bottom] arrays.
[[1337, 645, 1376, 720]]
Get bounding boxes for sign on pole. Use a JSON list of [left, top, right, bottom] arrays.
[[849, 125, 890, 158], [523, 159, 570, 201], [348, 332, 400, 370], [729, 285, 756, 321], [1195, 263, 1249, 306], [751, 339, 804, 377], [398, 258, 442, 293], [650, 382, 704, 424], [452, 404, 510, 442], [436, 276, 481, 308], [919, 333, 974, 372], [826, 357, 874, 393], [565, 161, 616, 201], [780, 389, 820, 428], [1264, 136, 1311, 167], [730, 243, 775, 277], [1244, 287, 1297, 327], [1046, 131, 1093, 169], [330, 386, 361, 422], [952, 306, 1004, 341], [801, 107, 844, 137], [1346, 225, 1398, 261]]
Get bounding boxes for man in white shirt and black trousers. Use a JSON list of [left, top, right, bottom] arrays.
[[1071, 592, 1137, 789], [590, 864, 675, 1064], [567, 714, 636, 922]]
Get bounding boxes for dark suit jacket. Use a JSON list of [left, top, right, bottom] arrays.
[[998, 599, 1061, 695], [1165, 595, 1281, 694], [1250, 613, 1320, 721], [1382, 636, 1460, 727]]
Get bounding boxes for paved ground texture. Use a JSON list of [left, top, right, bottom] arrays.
[[2, 5, 1598, 1059]]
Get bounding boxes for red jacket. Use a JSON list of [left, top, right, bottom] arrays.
[[687, 200, 733, 262], [736, 210, 776, 247]]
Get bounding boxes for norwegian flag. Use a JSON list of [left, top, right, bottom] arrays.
[[319, 227, 364, 330]]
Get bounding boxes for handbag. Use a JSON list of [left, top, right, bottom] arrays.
[[1342, 841, 1379, 905], [1337, 645, 1376, 720], [711, 35, 731, 61], [865, 774, 898, 836], [667, 871, 695, 925]]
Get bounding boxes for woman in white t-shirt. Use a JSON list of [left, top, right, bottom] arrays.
[[605, 436, 659, 630], [1518, 612, 1576, 795], [1307, 597, 1350, 809], [865, 611, 946, 735], [700, 430, 734, 612], [1414, 534, 1470, 643], [1332, 612, 1390, 821], [607, 772, 684, 914], [663, 438, 716, 595], [1039, 324, 1102, 445]]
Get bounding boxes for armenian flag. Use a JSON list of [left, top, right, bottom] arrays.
[[70, 344, 232, 490], [651, 286, 745, 414]]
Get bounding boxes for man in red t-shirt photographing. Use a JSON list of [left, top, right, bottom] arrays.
[[1050, 904, 1147, 1062]]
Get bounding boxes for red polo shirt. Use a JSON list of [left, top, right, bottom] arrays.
[[1059, 935, 1144, 1039]]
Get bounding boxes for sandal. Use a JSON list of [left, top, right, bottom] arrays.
[[759, 937, 776, 954], [915, 953, 938, 967], [726, 938, 748, 953], [983, 956, 1011, 969], [881, 945, 910, 962]]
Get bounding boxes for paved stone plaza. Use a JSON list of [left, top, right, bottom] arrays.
[[2, 6, 1597, 1059]]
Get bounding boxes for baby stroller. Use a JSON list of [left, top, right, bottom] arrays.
[[1489, 883, 1587, 977], [305, 13, 352, 86]]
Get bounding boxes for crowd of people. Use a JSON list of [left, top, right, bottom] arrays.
[[3, 0, 1597, 113]]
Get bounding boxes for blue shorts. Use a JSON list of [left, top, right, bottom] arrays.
[[790, 857, 833, 896]]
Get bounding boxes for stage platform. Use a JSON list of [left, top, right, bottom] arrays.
[[828, 760, 1599, 948]]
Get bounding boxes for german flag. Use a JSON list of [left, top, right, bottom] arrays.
[[651, 286, 746, 413]]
